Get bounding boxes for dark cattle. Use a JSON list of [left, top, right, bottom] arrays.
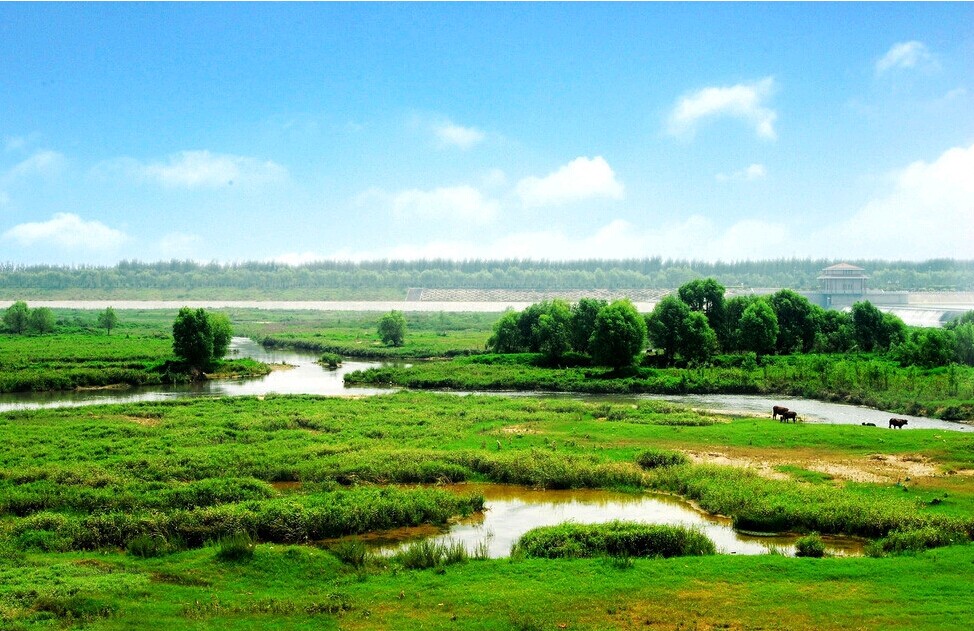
[[889, 418, 909, 429], [861, 422, 876, 427], [772, 405, 789, 420], [780, 410, 798, 423]]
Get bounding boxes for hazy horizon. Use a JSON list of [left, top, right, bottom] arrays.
[[2, 4, 972, 266]]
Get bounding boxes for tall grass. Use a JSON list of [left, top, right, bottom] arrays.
[[512, 521, 716, 559]]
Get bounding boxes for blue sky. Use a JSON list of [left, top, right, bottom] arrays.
[[1, 3, 972, 265]]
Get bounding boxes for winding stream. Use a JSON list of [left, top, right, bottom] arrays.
[[2, 338, 970, 433]]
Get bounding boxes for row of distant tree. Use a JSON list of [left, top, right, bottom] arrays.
[[2, 258, 972, 292], [487, 280, 974, 369], [2, 301, 118, 336]]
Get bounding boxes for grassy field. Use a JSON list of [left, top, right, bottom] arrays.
[[2, 392, 974, 629], [239, 310, 496, 359]]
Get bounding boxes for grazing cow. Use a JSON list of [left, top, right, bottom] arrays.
[[889, 418, 909, 429], [780, 410, 798, 423], [861, 422, 876, 427], [772, 405, 789, 420]]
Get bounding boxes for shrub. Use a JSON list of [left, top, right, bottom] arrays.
[[512, 521, 715, 559], [636, 448, 689, 469], [874, 526, 968, 555], [215, 531, 256, 562], [319, 352, 343, 368], [393, 538, 468, 570], [794, 533, 826, 558], [331, 539, 368, 568], [127, 534, 167, 558]]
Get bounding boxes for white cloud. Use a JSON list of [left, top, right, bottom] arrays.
[[876, 41, 934, 74], [815, 143, 974, 259], [2, 150, 65, 182], [328, 216, 789, 263], [2, 213, 128, 250], [389, 185, 500, 223], [716, 163, 767, 183], [433, 121, 486, 150], [667, 77, 777, 140], [271, 251, 326, 266], [515, 156, 624, 208], [103, 150, 287, 188], [158, 232, 203, 259]]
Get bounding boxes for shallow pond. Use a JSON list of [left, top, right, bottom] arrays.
[[342, 483, 865, 558]]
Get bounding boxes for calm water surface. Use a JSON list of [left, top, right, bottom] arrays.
[[337, 483, 865, 558]]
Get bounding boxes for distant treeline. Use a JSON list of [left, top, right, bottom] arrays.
[[1, 258, 973, 295]]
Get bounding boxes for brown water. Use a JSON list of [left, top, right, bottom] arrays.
[[339, 483, 866, 558]]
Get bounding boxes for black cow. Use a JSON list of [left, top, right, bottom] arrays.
[[861, 422, 876, 427], [780, 410, 798, 423], [772, 405, 789, 421], [889, 418, 909, 429]]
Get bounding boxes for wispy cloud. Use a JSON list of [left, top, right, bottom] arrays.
[[433, 121, 486, 150], [361, 185, 500, 224], [394, 186, 499, 223], [515, 156, 624, 208], [327, 216, 789, 263], [716, 163, 766, 183], [816, 143, 974, 259], [2, 213, 128, 250], [158, 232, 203, 259], [876, 41, 935, 74], [100, 150, 287, 188], [2, 150, 65, 182], [667, 77, 777, 140]]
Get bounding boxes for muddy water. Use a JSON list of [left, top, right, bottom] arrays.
[[351, 483, 865, 558]]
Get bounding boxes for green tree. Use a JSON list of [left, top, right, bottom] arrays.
[[172, 307, 232, 370], [3, 301, 30, 334], [27, 307, 56, 333], [210, 312, 233, 358], [378, 310, 406, 347], [724, 295, 761, 352], [590, 299, 647, 368], [97, 307, 119, 335], [681, 311, 719, 365], [738, 300, 779, 357], [814, 309, 854, 353], [952, 323, 974, 366], [569, 298, 608, 354], [678, 278, 727, 348], [890, 329, 955, 368], [646, 296, 691, 364], [535, 312, 571, 361], [852, 301, 906, 352], [487, 311, 525, 353], [768, 290, 818, 354]]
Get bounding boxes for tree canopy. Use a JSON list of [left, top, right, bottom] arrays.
[[589, 299, 647, 368], [172, 307, 232, 370], [378, 311, 407, 347]]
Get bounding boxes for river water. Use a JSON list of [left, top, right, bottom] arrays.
[[352, 483, 865, 558], [2, 338, 970, 433]]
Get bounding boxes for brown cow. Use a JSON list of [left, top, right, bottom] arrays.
[[780, 410, 798, 423], [772, 405, 789, 420], [889, 418, 909, 429]]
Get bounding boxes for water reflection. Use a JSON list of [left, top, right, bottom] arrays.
[[0, 337, 394, 411], [355, 483, 865, 558]]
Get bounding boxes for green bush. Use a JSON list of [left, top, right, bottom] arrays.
[[874, 526, 968, 555], [636, 448, 690, 469], [393, 538, 468, 570], [794, 533, 826, 558], [215, 531, 255, 562], [331, 539, 368, 567], [512, 521, 715, 559]]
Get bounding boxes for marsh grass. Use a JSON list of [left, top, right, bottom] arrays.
[[393, 538, 469, 569], [512, 521, 716, 559], [636, 448, 690, 469], [795, 533, 826, 557], [215, 531, 256, 562]]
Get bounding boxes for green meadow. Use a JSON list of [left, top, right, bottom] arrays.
[[3, 392, 974, 629]]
